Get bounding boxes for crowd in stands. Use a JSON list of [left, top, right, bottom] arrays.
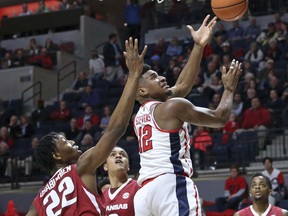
[[2, 12, 288, 179]]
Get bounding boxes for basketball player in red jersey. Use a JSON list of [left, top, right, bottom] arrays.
[[25, 38, 147, 216], [132, 15, 243, 215], [234, 173, 288, 216], [102, 147, 140, 216]]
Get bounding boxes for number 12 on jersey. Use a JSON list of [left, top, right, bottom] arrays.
[[138, 125, 153, 153]]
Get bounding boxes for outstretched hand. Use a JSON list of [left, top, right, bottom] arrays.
[[187, 15, 217, 47], [221, 59, 242, 92], [123, 37, 147, 76]]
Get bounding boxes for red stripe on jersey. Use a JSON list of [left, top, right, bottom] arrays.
[[194, 184, 199, 216]]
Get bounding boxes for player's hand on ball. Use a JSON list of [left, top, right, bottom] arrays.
[[221, 59, 242, 92]]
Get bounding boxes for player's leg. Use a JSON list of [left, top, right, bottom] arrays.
[[142, 173, 201, 216], [134, 186, 154, 216]]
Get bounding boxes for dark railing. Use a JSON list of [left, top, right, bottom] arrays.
[[57, 60, 77, 102], [21, 81, 42, 106]]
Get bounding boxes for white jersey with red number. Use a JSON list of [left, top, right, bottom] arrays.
[[134, 101, 193, 186], [33, 164, 104, 216], [103, 178, 140, 216]]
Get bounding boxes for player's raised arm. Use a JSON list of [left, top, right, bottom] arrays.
[[170, 15, 217, 98], [162, 59, 241, 128], [77, 38, 147, 174]]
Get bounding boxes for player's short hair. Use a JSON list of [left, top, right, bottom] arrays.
[[34, 132, 61, 173], [251, 173, 272, 189], [262, 157, 273, 164], [142, 64, 151, 75]]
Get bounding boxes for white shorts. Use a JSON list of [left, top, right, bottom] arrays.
[[134, 173, 201, 216]]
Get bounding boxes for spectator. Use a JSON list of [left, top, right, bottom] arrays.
[[50, 100, 71, 122], [213, 22, 228, 40], [153, 37, 167, 57], [192, 126, 212, 170], [7, 115, 22, 139], [262, 157, 286, 205], [35, 0, 50, 13], [76, 119, 100, 143], [208, 92, 222, 110], [232, 92, 244, 117], [240, 97, 271, 150], [89, 50, 105, 81], [265, 40, 282, 62], [59, 0, 70, 10], [99, 105, 111, 132], [76, 105, 100, 129], [78, 85, 101, 109], [222, 111, 239, 144], [19, 115, 34, 138], [79, 133, 94, 152], [267, 89, 285, 128], [71, 71, 90, 92], [103, 33, 124, 82], [124, 0, 142, 40], [19, 3, 32, 16], [244, 42, 264, 66], [165, 37, 183, 57], [243, 17, 261, 42], [274, 13, 283, 32], [12, 49, 27, 67], [64, 118, 80, 141], [44, 38, 59, 52], [215, 164, 248, 212], [30, 99, 49, 126], [227, 20, 244, 41], [29, 47, 53, 69], [1, 52, 13, 69], [0, 98, 10, 127], [257, 23, 278, 48], [0, 127, 14, 177], [26, 38, 41, 56]]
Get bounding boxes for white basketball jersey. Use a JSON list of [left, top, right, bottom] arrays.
[[134, 101, 193, 186]]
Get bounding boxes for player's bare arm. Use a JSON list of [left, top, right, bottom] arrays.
[[26, 203, 38, 216], [233, 213, 240, 216], [170, 15, 217, 98], [76, 38, 147, 186], [154, 59, 241, 130]]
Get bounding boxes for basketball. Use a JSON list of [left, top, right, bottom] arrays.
[[211, 0, 249, 21]]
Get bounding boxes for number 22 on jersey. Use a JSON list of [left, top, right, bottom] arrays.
[[138, 125, 153, 153], [43, 176, 77, 216]]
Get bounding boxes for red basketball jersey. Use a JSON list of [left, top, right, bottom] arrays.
[[102, 178, 140, 216], [238, 205, 283, 216], [33, 164, 104, 216]]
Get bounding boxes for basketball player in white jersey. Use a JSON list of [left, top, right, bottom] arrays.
[[132, 15, 243, 215]]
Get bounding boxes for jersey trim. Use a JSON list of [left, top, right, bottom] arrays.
[[250, 204, 271, 216], [82, 187, 102, 215], [108, 178, 132, 200]]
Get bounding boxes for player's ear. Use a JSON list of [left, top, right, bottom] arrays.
[[138, 87, 148, 97], [52, 152, 62, 160], [103, 163, 108, 172]]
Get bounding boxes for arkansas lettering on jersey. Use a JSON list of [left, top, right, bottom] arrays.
[[33, 164, 104, 216], [238, 204, 283, 216], [134, 101, 193, 186], [102, 178, 140, 216]]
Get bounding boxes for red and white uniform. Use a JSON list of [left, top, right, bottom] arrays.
[[33, 164, 104, 216], [133, 101, 201, 216], [102, 178, 140, 216], [238, 204, 283, 216]]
